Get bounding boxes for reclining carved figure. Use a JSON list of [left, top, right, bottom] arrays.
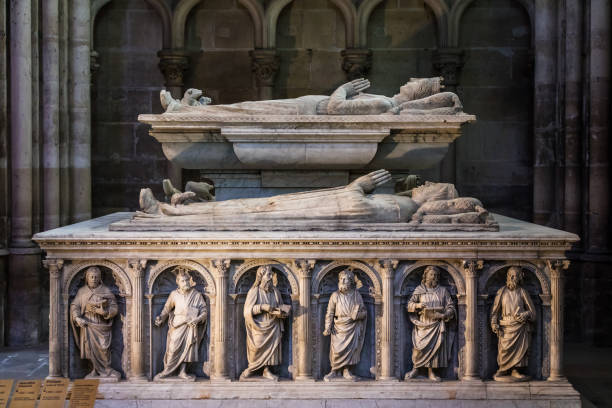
[[137, 170, 491, 227], [160, 77, 463, 116]]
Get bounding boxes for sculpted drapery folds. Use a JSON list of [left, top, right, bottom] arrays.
[[154, 269, 207, 380], [323, 269, 367, 381], [240, 265, 291, 381], [405, 266, 456, 382], [491, 267, 536, 382], [70, 266, 121, 379]]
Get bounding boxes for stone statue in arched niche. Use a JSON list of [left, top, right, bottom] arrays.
[[323, 268, 367, 381], [151, 265, 210, 380], [154, 267, 207, 380], [240, 265, 292, 381], [405, 265, 456, 382], [69, 266, 124, 380], [316, 266, 376, 381], [490, 266, 536, 382], [234, 265, 293, 380], [399, 265, 458, 381]]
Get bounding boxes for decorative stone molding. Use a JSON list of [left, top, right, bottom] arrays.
[[341, 48, 372, 81], [433, 48, 464, 91], [157, 49, 190, 91]]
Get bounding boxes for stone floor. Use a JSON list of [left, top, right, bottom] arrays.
[[0, 343, 608, 407]]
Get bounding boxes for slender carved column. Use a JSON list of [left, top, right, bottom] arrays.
[[210, 259, 230, 380], [129, 259, 147, 380], [377, 259, 398, 380], [250, 49, 279, 101], [69, 0, 91, 223], [462, 260, 482, 380], [433, 48, 464, 185], [43, 259, 64, 378], [547, 260, 569, 381], [341, 48, 372, 81], [292, 259, 315, 380], [158, 49, 189, 99], [432, 48, 464, 92], [157, 49, 188, 188]]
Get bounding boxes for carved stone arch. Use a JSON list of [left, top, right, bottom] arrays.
[[91, 0, 113, 49], [312, 260, 381, 296], [144, 0, 173, 49], [357, 0, 449, 48], [264, 0, 294, 48], [231, 259, 299, 295], [394, 260, 465, 297], [239, 0, 265, 49], [449, 0, 534, 47], [480, 261, 550, 296], [330, 0, 357, 48], [63, 260, 132, 297], [147, 260, 216, 296], [172, 0, 203, 49]]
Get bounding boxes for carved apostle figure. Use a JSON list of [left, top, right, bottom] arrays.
[[490, 266, 536, 381], [154, 269, 208, 380], [323, 268, 367, 381], [240, 265, 291, 380], [405, 266, 456, 381], [70, 266, 121, 379]]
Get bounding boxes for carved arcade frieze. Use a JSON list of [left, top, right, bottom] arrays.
[[44, 256, 567, 384]]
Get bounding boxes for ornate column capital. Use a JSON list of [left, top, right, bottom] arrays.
[[250, 48, 280, 88], [43, 259, 64, 277], [128, 259, 147, 279], [462, 259, 483, 278], [375, 259, 398, 279], [546, 259, 570, 278], [292, 259, 315, 278], [433, 48, 464, 91], [341, 48, 372, 81], [210, 259, 231, 278], [157, 48, 190, 89]]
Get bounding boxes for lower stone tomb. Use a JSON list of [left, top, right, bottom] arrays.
[[34, 213, 581, 405]]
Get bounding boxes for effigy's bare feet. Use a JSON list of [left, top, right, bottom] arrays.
[[163, 179, 181, 201], [262, 366, 279, 381], [404, 368, 419, 380], [170, 192, 196, 206], [139, 188, 161, 214], [428, 368, 441, 382]]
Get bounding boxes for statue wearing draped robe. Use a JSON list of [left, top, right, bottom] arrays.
[[154, 269, 207, 380], [405, 266, 455, 382], [70, 266, 121, 380], [323, 269, 367, 381], [240, 265, 291, 381], [491, 267, 536, 382]]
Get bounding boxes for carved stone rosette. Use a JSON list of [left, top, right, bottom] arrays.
[[250, 49, 280, 89], [433, 48, 464, 91], [157, 49, 190, 91], [341, 48, 372, 81]]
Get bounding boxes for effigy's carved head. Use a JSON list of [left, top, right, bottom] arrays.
[[506, 266, 524, 291], [422, 265, 440, 289], [175, 268, 195, 291], [410, 181, 458, 205], [85, 266, 102, 289], [254, 265, 274, 291], [338, 268, 356, 293], [393, 77, 444, 104]]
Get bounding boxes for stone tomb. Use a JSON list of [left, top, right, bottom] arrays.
[[34, 212, 581, 405]]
